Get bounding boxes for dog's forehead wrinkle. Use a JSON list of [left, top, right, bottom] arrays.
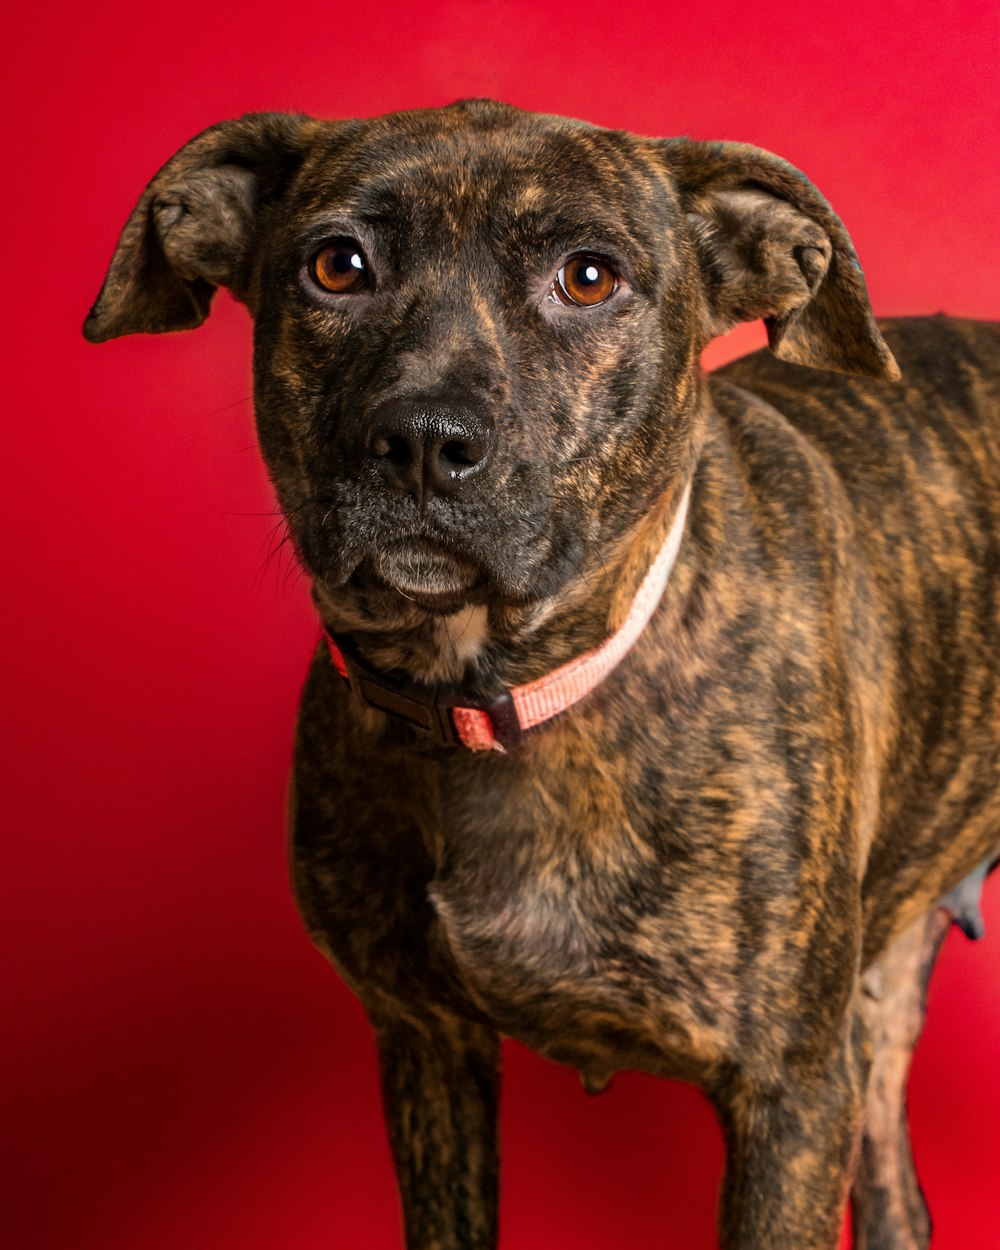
[[299, 118, 653, 247]]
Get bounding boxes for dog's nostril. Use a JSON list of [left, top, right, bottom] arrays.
[[386, 435, 412, 465], [441, 439, 477, 467], [371, 434, 413, 465]]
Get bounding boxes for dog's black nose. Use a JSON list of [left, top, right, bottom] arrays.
[[364, 397, 493, 502]]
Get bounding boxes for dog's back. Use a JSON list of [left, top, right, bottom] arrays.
[[712, 316, 1000, 955]]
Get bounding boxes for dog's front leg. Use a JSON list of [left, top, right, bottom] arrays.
[[714, 1023, 867, 1250], [374, 1011, 500, 1250]]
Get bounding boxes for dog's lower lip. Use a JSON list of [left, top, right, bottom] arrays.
[[377, 538, 478, 596]]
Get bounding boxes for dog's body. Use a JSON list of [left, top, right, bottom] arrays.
[[86, 101, 1000, 1249]]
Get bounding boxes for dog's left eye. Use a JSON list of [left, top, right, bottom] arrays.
[[550, 255, 619, 307], [309, 241, 370, 294]]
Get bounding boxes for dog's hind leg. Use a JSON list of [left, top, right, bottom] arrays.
[[851, 906, 952, 1250], [374, 1012, 500, 1250]]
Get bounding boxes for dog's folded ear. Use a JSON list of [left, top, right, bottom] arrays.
[[83, 113, 320, 343], [657, 139, 900, 380]]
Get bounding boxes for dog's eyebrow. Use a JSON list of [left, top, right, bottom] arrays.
[[507, 211, 642, 248], [500, 210, 658, 278], [298, 212, 374, 242]]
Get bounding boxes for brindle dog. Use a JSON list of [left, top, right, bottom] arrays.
[[85, 100, 999, 1250]]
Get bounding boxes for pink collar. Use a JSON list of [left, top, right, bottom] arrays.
[[324, 481, 692, 752]]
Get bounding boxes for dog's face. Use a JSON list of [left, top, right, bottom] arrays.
[[85, 100, 897, 634], [251, 104, 704, 620]]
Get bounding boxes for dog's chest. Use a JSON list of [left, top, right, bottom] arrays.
[[427, 763, 742, 1081]]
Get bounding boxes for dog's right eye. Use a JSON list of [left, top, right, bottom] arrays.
[[309, 242, 370, 294]]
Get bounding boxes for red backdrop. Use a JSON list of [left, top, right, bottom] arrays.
[[5, 2, 999, 1247]]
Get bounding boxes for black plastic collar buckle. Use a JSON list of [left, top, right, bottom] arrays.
[[331, 634, 523, 751]]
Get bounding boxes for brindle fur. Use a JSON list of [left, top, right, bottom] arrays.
[[85, 100, 1000, 1249]]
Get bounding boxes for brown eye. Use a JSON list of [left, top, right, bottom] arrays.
[[310, 242, 369, 293], [555, 255, 618, 306]]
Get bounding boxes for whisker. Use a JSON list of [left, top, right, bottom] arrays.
[[215, 507, 287, 518], [206, 395, 254, 417]]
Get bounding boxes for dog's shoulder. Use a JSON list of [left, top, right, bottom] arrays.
[[708, 316, 1000, 468], [712, 315, 999, 407]]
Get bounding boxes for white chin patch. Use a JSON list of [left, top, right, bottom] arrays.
[[439, 604, 489, 665]]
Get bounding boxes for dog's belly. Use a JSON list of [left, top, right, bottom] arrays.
[[429, 869, 743, 1085]]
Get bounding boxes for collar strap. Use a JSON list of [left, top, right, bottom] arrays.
[[324, 480, 691, 752]]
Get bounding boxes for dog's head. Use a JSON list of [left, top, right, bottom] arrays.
[[86, 101, 897, 664]]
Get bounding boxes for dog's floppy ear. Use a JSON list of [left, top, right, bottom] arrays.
[[83, 113, 320, 343], [657, 139, 900, 380]]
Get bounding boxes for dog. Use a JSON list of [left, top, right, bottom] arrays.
[[85, 99, 1000, 1249]]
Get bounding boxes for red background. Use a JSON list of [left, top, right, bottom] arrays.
[[5, 2, 999, 1247]]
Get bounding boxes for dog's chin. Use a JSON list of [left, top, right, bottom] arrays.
[[371, 540, 482, 613]]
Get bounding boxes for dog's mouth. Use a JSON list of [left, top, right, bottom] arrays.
[[372, 537, 481, 604], [303, 492, 568, 618]]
